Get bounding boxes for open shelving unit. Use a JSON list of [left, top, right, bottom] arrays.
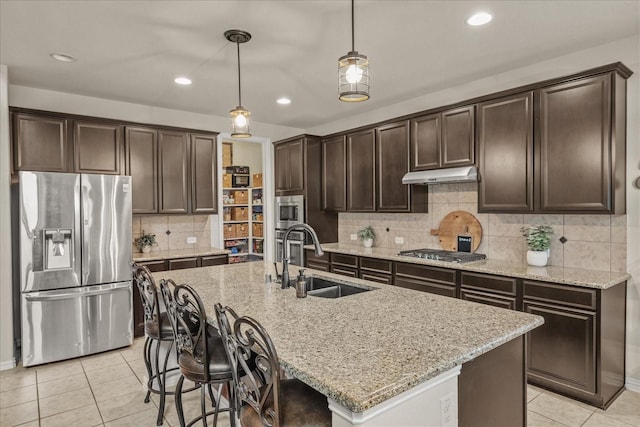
[[221, 181, 263, 263]]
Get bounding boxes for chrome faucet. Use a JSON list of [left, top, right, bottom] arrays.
[[281, 223, 323, 289]]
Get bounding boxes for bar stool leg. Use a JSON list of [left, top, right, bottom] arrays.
[[175, 375, 186, 427], [143, 336, 153, 403], [156, 340, 173, 426]]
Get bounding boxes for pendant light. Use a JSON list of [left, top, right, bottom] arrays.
[[225, 29, 252, 138], [338, 0, 369, 102]]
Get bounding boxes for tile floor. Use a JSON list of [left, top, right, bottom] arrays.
[[1, 338, 638, 426]]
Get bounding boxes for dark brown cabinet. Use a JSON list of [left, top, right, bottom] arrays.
[[168, 257, 198, 270], [536, 73, 625, 213], [125, 126, 158, 214], [201, 254, 229, 267], [376, 121, 412, 212], [477, 92, 534, 213], [410, 106, 475, 171], [322, 135, 347, 211], [190, 133, 217, 214], [394, 262, 457, 298], [158, 130, 190, 214], [330, 253, 359, 277], [12, 112, 70, 173], [460, 272, 518, 310], [274, 138, 304, 195], [347, 129, 376, 212], [305, 249, 330, 271], [359, 257, 393, 284], [73, 120, 122, 174]]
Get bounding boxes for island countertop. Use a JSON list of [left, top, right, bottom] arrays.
[[153, 261, 543, 413], [312, 243, 630, 289], [133, 247, 229, 262]]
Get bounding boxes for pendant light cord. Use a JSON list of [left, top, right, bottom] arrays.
[[236, 41, 242, 106], [351, 0, 355, 52]]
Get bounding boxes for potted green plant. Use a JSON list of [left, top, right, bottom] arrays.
[[521, 225, 553, 266], [357, 226, 376, 248], [134, 230, 156, 253]]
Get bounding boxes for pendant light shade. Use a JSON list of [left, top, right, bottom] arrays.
[[339, 0, 369, 102], [225, 29, 252, 138]]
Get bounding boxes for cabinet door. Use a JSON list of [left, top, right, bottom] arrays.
[[190, 133, 217, 213], [524, 301, 596, 396], [441, 106, 475, 167], [125, 127, 158, 213], [376, 121, 411, 212], [201, 254, 228, 266], [73, 120, 122, 174], [478, 92, 534, 212], [158, 130, 189, 214], [286, 139, 305, 193], [322, 135, 347, 211], [274, 142, 289, 194], [13, 113, 70, 172], [347, 129, 376, 211], [410, 113, 440, 171], [394, 262, 457, 298], [536, 74, 612, 212], [461, 289, 516, 310], [168, 257, 199, 270]]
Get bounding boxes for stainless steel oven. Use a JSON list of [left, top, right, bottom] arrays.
[[275, 195, 304, 229], [275, 229, 305, 267]]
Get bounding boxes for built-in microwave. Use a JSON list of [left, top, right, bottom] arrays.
[[275, 195, 304, 230]]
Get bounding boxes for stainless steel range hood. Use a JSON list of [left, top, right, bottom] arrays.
[[402, 166, 478, 185]]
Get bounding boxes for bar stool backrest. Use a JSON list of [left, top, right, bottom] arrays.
[[160, 280, 209, 381], [215, 303, 283, 427], [132, 263, 162, 332]]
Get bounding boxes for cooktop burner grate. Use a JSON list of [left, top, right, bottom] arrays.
[[397, 248, 487, 263]]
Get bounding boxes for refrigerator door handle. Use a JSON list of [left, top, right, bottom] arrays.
[[23, 282, 131, 302]]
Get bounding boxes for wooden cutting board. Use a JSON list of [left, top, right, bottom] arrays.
[[430, 211, 483, 252]]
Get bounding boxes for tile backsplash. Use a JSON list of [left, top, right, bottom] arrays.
[[132, 214, 212, 253], [338, 183, 627, 273]]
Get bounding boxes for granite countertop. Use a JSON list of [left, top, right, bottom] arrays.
[[153, 262, 543, 413], [311, 243, 630, 290], [133, 247, 229, 262]]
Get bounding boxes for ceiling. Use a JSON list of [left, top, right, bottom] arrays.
[[1, 1, 638, 130]]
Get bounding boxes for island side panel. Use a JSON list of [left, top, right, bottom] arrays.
[[458, 335, 526, 427]]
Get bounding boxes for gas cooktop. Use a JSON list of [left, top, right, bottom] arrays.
[[398, 248, 487, 263]]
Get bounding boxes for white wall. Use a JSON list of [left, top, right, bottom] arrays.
[[226, 140, 263, 174], [0, 65, 15, 370]]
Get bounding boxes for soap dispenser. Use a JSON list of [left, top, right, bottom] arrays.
[[295, 269, 307, 298]]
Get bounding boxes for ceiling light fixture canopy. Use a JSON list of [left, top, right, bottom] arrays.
[[338, 0, 369, 102], [225, 29, 252, 138]]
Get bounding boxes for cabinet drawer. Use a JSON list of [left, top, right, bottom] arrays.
[[460, 289, 516, 310], [360, 271, 392, 285], [201, 254, 228, 267], [331, 253, 358, 268], [168, 257, 199, 270], [360, 257, 393, 274], [331, 266, 358, 278], [523, 280, 596, 310], [307, 261, 331, 272], [395, 262, 456, 286], [461, 272, 517, 296], [138, 259, 168, 272], [305, 249, 330, 263], [394, 276, 456, 298]]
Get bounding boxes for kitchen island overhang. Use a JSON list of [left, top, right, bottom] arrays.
[[153, 262, 543, 426]]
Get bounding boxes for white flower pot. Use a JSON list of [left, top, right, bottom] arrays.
[[527, 249, 549, 267], [363, 238, 373, 248], [141, 245, 151, 254]]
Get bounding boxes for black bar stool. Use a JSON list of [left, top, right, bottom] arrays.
[[132, 263, 178, 426], [160, 279, 237, 427], [214, 303, 331, 427]]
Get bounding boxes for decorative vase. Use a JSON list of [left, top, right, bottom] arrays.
[[363, 238, 373, 248], [141, 245, 151, 254], [527, 249, 549, 267]]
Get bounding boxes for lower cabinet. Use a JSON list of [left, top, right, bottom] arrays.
[[305, 249, 331, 271], [359, 257, 393, 284], [460, 272, 518, 310], [330, 253, 359, 277], [394, 262, 457, 298]]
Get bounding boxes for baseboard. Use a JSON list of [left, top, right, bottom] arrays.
[[0, 358, 16, 371], [626, 376, 640, 393]]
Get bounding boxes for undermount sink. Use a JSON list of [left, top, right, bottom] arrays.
[[303, 277, 376, 299]]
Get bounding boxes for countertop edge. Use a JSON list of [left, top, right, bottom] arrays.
[[133, 247, 230, 262]]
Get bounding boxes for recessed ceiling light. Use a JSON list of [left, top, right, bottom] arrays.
[[174, 76, 192, 86], [466, 12, 492, 26], [277, 97, 291, 105], [50, 53, 77, 62]]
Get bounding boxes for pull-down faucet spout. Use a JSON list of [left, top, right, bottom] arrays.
[[281, 223, 323, 289]]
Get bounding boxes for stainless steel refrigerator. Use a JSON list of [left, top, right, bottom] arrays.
[[16, 171, 133, 367]]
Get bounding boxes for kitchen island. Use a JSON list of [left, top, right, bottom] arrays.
[[154, 261, 543, 426]]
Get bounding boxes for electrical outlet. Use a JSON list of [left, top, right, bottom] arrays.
[[440, 392, 453, 427], [350, 234, 357, 241], [186, 237, 197, 244], [395, 236, 404, 244]]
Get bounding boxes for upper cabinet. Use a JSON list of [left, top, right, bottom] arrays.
[[125, 126, 158, 213], [410, 105, 475, 171], [536, 73, 624, 213], [158, 130, 190, 214], [376, 121, 412, 212], [274, 138, 304, 195], [190, 133, 218, 214], [347, 129, 376, 212], [478, 92, 534, 212], [321, 135, 347, 211], [73, 120, 122, 174]]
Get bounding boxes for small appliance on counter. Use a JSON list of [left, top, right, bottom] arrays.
[[225, 165, 250, 187], [14, 171, 133, 366]]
